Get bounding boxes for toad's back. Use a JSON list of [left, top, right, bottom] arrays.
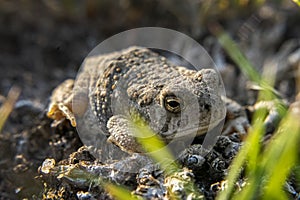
[[50, 46, 226, 153]]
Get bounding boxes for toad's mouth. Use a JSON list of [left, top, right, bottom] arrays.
[[160, 117, 224, 140]]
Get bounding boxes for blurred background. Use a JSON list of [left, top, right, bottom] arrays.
[[0, 0, 299, 103]]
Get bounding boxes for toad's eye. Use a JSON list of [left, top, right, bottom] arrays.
[[164, 96, 182, 113]]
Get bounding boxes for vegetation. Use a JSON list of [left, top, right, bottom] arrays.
[[105, 24, 300, 200], [215, 26, 300, 200]]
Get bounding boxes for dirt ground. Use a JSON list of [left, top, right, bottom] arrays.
[[0, 1, 299, 199]]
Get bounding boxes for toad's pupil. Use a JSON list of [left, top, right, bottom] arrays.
[[168, 100, 180, 108]]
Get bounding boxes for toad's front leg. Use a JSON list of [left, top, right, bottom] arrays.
[[107, 115, 144, 154]]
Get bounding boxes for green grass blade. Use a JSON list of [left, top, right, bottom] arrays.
[[131, 117, 180, 175], [293, 0, 300, 6], [213, 25, 261, 83], [105, 183, 138, 200], [212, 24, 281, 102], [214, 24, 295, 200], [261, 110, 300, 200], [131, 116, 204, 198], [216, 109, 266, 200]]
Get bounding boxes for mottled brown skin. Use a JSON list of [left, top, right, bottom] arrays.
[[47, 47, 249, 153], [47, 79, 76, 126]]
